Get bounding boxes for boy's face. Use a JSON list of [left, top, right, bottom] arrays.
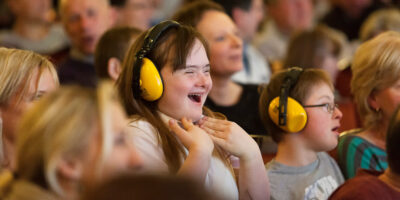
[[157, 40, 212, 121], [301, 82, 342, 152]]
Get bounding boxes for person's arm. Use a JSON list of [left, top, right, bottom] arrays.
[[168, 118, 214, 183], [199, 117, 270, 200]]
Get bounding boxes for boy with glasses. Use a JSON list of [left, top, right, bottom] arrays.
[[259, 67, 344, 199]]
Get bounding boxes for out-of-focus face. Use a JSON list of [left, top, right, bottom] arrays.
[[61, 0, 114, 55], [196, 10, 243, 78], [1, 67, 57, 142], [82, 102, 143, 184], [268, 0, 313, 34], [8, 0, 53, 23], [115, 0, 154, 30], [235, 0, 264, 41], [301, 82, 342, 152], [371, 79, 400, 124], [157, 40, 212, 121], [338, 0, 372, 17]]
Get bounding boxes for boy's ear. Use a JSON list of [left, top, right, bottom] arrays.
[[367, 91, 379, 111], [107, 57, 122, 81], [56, 157, 84, 181]]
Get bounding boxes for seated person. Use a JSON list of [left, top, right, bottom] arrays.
[[329, 104, 400, 200], [338, 31, 400, 179], [259, 67, 344, 199], [94, 26, 141, 81], [0, 82, 142, 199], [173, 1, 267, 135], [0, 47, 58, 170]]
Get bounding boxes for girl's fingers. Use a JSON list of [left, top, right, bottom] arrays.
[[181, 117, 194, 130], [209, 134, 227, 148], [202, 118, 228, 132], [169, 119, 190, 144], [202, 126, 227, 139]]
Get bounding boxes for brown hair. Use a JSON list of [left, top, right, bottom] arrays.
[[116, 24, 217, 173], [259, 68, 333, 142], [94, 26, 142, 79], [172, 1, 225, 27], [284, 25, 343, 70]]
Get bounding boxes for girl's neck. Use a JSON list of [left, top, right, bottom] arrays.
[[274, 135, 318, 167], [379, 169, 400, 192], [208, 76, 242, 106], [13, 18, 50, 41]]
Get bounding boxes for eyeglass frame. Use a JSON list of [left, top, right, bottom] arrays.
[[303, 103, 339, 114]]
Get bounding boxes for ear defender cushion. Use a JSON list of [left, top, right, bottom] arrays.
[[139, 57, 164, 101], [268, 96, 307, 133]]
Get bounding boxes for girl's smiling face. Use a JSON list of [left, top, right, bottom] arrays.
[[157, 39, 212, 121]]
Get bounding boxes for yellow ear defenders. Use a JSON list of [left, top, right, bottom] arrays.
[[131, 20, 180, 101], [268, 67, 308, 133]]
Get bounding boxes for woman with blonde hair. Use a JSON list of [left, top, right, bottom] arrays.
[[0, 82, 142, 200], [0, 47, 58, 169], [338, 31, 400, 179]]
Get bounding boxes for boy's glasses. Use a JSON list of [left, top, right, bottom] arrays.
[[303, 103, 338, 114]]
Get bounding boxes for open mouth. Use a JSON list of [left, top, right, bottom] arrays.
[[332, 126, 340, 134], [188, 93, 202, 103]]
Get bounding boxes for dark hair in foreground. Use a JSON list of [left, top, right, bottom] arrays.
[[82, 174, 220, 200], [386, 105, 400, 174]]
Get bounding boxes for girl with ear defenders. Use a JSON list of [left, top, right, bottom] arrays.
[[116, 21, 269, 200]]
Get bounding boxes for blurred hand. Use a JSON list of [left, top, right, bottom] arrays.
[[198, 117, 260, 161], [169, 118, 214, 155]]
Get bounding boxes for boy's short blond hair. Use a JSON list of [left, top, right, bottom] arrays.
[[259, 68, 333, 142]]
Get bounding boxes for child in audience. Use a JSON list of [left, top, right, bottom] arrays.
[[0, 82, 142, 200], [259, 67, 344, 199], [329, 104, 400, 199], [94, 26, 142, 81], [116, 21, 269, 200]]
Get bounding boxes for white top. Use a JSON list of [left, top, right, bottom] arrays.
[[127, 114, 239, 200], [232, 44, 271, 84]]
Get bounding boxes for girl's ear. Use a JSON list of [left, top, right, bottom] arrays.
[[107, 57, 122, 81], [368, 91, 380, 111], [56, 157, 84, 181]]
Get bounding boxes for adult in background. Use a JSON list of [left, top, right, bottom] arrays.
[[57, 0, 115, 87]]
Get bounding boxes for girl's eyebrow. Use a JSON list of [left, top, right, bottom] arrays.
[[318, 95, 333, 101], [186, 63, 210, 68]]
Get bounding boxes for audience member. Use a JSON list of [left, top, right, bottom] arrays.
[[0, 0, 69, 57], [321, 0, 385, 41], [173, 1, 268, 136], [284, 25, 345, 83], [0, 47, 58, 170], [254, 0, 313, 65], [259, 67, 344, 199], [110, 0, 154, 30], [338, 31, 400, 179], [83, 174, 219, 200], [329, 104, 400, 200], [0, 82, 142, 200], [212, 0, 271, 84], [94, 26, 142, 81], [57, 0, 115, 87], [117, 21, 269, 200]]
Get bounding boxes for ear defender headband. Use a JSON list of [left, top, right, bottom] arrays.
[[131, 20, 181, 101], [268, 67, 308, 133]]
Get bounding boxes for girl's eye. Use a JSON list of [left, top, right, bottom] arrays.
[[115, 133, 127, 146], [185, 70, 195, 74], [215, 36, 225, 41]]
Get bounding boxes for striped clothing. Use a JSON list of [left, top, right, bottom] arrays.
[[337, 129, 388, 179]]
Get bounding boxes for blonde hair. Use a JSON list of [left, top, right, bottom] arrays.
[[0, 82, 118, 197], [351, 31, 400, 129], [360, 8, 400, 42], [0, 47, 58, 106]]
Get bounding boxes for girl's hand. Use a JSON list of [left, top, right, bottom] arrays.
[[169, 118, 214, 155], [198, 117, 259, 161]]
